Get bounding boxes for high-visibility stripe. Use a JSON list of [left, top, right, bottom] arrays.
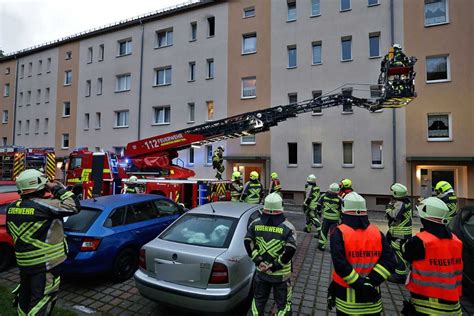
[[15, 242, 64, 258], [373, 263, 391, 280], [411, 297, 461, 312], [411, 278, 462, 290], [342, 269, 359, 285], [412, 268, 463, 279]]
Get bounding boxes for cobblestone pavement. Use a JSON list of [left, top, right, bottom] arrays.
[[1, 210, 473, 315]]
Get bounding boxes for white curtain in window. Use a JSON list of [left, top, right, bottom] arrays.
[[425, 0, 447, 24]]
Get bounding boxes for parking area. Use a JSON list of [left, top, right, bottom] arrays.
[[0, 209, 473, 315]]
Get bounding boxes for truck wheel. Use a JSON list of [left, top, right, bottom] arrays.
[[111, 248, 138, 282], [0, 244, 14, 272]]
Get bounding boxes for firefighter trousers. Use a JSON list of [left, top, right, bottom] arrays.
[[250, 274, 292, 316], [13, 267, 61, 316], [304, 207, 321, 234], [318, 220, 338, 250], [388, 237, 409, 282]]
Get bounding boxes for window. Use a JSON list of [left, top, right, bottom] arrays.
[[188, 147, 194, 165], [207, 17, 215, 37], [287, 1, 297, 21], [116, 74, 131, 91], [97, 78, 103, 95], [114, 147, 125, 156], [65, 51, 72, 60], [368, 0, 379, 6], [118, 39, 132, 56], [20, 65, 24, 78], [288, 93, 297, 105], [427, 113, 451, 141], [189, 62, 196, 81], [241, 135, 256, 145], [2, 137, 6, 146], [63, 101, 71, 117], [242, 77, 257, 98], [343, 142, 353, 166], [244, 7, 255, 18], [154, 199, 180, 216], [153, 106, 171, 125], [38, 60, 42, 74], [425, 0, 448, 26], [5, 67, 10, 75], [45, 88, 50, 103], [62, 134, 69, 149], [341, 0, 351, 11], [311, 0, 321, 16], [46, 58, 51, 72], [36, 89, 41, 104], [288, 143, 298, 166], [207, 101, 214, 120], [371, 141, 383, 166], [27, 91, 31, 105], [25, 120, 30, 135], [3, 84, 10, 97], [369, 33, 381, 58], [206, 59, 214, 79], [64, 70, 72, 85], [205, 145, 213, 164], [2, 110, 8, 124], [190, 22, 197, 41], [84, 113, 90, 130], [34, 119, 39, 134], [115, 110, 129, 127], [426, 55, 450, 82], [312, 143, 322, 165], [44, 118, 49, 133], [17, 121, 21, 135], [87, 47, 93, 63], [157, 29, 173, 48], [155, 67, 172, 86], [312, 41, 322, 65], [95, 112, 101, 129], [312, 90, 322, 114], [188, 103, 195, 122], [19, 92, 23, 106], [86, 80, 91, 96], [288, 46, 297, 68], [99, 44, 104, 61], [28, 62, 32, 76], [341, 36, 352, 61], [242, 33, 257, 54]]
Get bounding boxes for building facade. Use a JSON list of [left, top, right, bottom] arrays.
[[0, 59, 16, 146]]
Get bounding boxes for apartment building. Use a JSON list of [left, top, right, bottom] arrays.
[[404, 0, 474, 204], [0, 60, 15, 146]]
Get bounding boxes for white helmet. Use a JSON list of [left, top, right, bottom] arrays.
[[342, 192, 367, 216], [393, 44, 402, 50], [128, 176, 138, 184], [307, 174, 317, 184]]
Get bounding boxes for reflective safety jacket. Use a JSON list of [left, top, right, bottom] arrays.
[[304, 183, 320, 211], [332, 224, 382, 288], [386, 197, 412, 238], [317, 192, 342, 222], [439, 192, 458, 222], [241, 180, 263, 204], [6, 187, 81, 274], [124, 187, 139, 194], [212, 150, 223, 163], [230, 181, 243, 202], [406, 231, 463, 302], [269, 179, 282, 195]]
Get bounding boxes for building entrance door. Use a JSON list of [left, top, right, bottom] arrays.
[[432, 170, 455, 191]]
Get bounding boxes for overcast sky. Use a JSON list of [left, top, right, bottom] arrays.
[[0, 0, 186, 54]]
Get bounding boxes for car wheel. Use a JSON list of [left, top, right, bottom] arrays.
[[111, 248, 138, 282], [0, 244, 14, 272]]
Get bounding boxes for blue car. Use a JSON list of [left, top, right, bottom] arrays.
[[63, 194, 183, 281]]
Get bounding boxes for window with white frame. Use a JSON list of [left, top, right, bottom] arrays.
[[63, 101, 71, 117], [87, 47, 93, 63], [155, 67, 172, 86], [97, 78, 103, 95], [27, 91, 31, 105], [65, 51, 72, 60], [84, 113, 90, 130], [371, 141, 383, 166], [427, 113, 451, 141], [242, 33, 257, 54], [45, 88, 50, 103], [118, 39, 132, 56], [368, 0, 379, 6], [426, 55, 450, 82], [17, 121, 22, 135], [62, 134, 69, 149], [188, 147, 195, 165], [19, 92, 23, 106], [46, 58, 51, 72], [207, 16, 215, 37], [190, 22, 197, 41], [241, 134, 256, 145], [99, 44, 104, 61], [312, 41, 322, 65], [34, 119, 39, 134], [288, 93, 297, 105], [3, 84, 10, 97], [311, 0, 321, 16], [207, 101, 214, 121], [189, 62, 196, 81], [343, 141, 353, 166], [25, 120, 30, 135], [64, 70, 72, 85], [243, 7, 255, 18], [157, 28, 173, 48], [116, 74, 131, 91], [206, 59, 214, 79], [44, 118, 49, 133], [2, 110, 8, 124], [242, 77, 257, 98], [341, 36, 352, 61], [287, 1, 297, 21], [341, 0, 351, 11], [86, 80, 91, 97], [425, 0, 448, 26], [288, 143, 298, 166], [312, 90, 322, 114], [95, 112, 101, 129], [188, 103, 195, 122], [115, 110, 129, 127], [205, 145, 213, 164], [153, 106, 171, 125], [36, 89, 41, 104], [369, 32, 381, 58], [312, 143, 322, 165], [38, 60, 42, 74], [288, 45, 297, 68]]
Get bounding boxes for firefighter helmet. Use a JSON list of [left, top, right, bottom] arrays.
[[341, 178, 352, 189], [232, 171, 241, 181], [342, 192, 367, 216], [307, 174, 317, 184], [250, 171, 259, 180], [329, 183, 340, 193], [218, 146, 224, 152], [417, 197, 450, 225], [391, 183, 408, 198], [434, 181, 452, 195], [262, 193, 283, 215], [393, 44, 402, 50], [129, 176, 138, 184], [271, 172, 279, 180], [16, 169, 49, 195]]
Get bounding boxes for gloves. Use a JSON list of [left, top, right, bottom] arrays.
[[269, 260, 283, 272], [360, 282, 379, 303], [327, 281, 336, 311], [252, 255, 264, 266]]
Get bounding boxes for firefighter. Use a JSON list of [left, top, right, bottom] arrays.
[[328, 192, 396, 315], [240, 171, 263, 204], [401, 197, 463, 315], [123, 176, 140, 193], [434, 181, 458, 223], [244, 193, 297, 316], [269, 172, 282, 196], [338, 178, 353, 198], [316, 183, 343, 251], [6, 169, 81, 316], [230, 171, 243, 202], [303, 174, 321, 234], [385, 183, 412, 284], [381, 44, 408, 70], [212, 146, 225, 180]]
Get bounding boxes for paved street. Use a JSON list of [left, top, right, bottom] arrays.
[[0, 208, 473, 315]]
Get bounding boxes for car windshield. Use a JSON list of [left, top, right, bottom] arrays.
[[64, 207, 101, 233], [0, 185, 17, 193], [160, 214, 238, 248]]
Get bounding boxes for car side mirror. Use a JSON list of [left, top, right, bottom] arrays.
[[177, 203, 186, 214]]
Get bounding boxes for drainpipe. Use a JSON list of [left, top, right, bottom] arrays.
[[390, 0, 397, 184], [12, 57, 19, 145], [137, 20, 145, 140]]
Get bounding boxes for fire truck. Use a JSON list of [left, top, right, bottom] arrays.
[[66, 51, 417, 207], [0, 146, 56, 184]]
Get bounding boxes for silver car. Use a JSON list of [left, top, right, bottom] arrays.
[[134, 202, 262, 313]]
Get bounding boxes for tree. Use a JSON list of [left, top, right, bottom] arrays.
[[0, 49, 4, 58]]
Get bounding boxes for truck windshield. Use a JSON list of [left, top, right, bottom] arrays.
[[70, 157, 82, 169]]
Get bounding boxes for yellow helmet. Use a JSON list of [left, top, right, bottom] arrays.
[[250, 171, 259, 180], [271, 172, 279, 180], [341, 178, 352, 189], [435, 181, 452, 195], [232, 171, 241, 181]]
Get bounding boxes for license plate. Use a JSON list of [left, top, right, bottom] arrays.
[[155, 263, 201, 281]]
